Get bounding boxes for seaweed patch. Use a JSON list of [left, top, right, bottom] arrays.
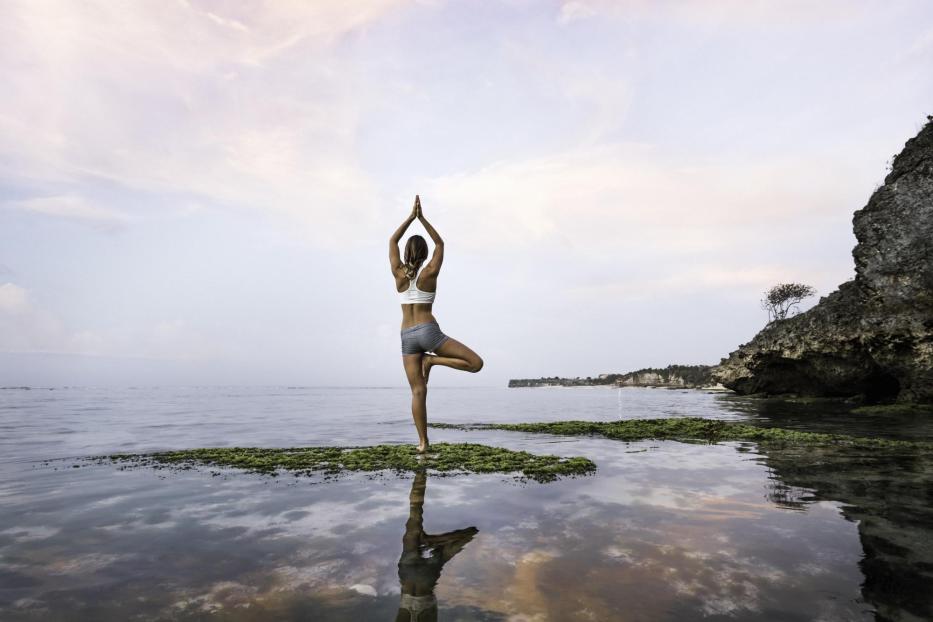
[[429, 418, 933, 450], [850, 404, 933, 416], [92, 442, 597, 483]]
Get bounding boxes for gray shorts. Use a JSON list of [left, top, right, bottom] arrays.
[[400, 321, 449, 355]]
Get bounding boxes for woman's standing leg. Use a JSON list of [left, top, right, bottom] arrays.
[[403, 353, 430, 452], [423, 338, 483, 379]]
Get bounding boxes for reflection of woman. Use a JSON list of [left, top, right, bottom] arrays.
[[395, 470, 478, 622], [390, 195, 484, 452]]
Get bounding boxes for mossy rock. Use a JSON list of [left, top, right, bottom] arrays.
[[430, 417, 933, 450], [95, 442, 596, 483]]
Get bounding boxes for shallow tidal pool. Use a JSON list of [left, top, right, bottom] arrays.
[[1, 386, 931, 620]]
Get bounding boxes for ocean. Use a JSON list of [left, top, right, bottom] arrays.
[[1, 385, 931, 620]]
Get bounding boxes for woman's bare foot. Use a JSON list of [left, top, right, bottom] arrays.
[[421, 354, 435, 383], [417, 440, 430, 453]]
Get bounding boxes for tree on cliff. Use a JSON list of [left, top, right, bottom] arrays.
[[760, 283, 816, 323]]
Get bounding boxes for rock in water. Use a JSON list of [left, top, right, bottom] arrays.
[[713, 119, 933, 403]]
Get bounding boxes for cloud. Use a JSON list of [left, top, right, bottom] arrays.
[[7, 195, 128, 231], [423, 143, 858, 254], [565, 264, 819, 303], [0, 1, 408, 246], [415, 140, 862, 310], [901, 24, 933, 61], [558, 1, 599, 24], [0, 282, 217, 360], [0, 283, 66, 351], [0, 283, 30, 314], [557, 0, 860, 27]]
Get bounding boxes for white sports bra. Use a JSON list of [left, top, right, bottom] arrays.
[[399, 265, 436, 304]]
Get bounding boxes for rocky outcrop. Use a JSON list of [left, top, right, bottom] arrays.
[[617, 371, 688, 387], [614, 365, 713, 388], [714, 118, 933, 403]]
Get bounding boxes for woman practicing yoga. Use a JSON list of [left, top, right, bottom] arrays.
[[390, 195, 483, 452]]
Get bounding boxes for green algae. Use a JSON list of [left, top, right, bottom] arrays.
[[96, 442, 596, 483], [851, 403, 933, 416], [429, 417, 933, 450], [779, 396, 857, 405]]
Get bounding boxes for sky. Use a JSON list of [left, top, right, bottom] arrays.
[[1, 0, 932, 387]]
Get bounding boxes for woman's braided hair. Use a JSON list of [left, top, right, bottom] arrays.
[[403, 235, 429, 280]]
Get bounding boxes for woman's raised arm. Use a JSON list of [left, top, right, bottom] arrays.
[[389, 198, 418, 274], [417, 198, 444, 273]]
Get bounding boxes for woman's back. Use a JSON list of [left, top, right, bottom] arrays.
[[398, 264, 438, 329], [399, 265, 436, 304]]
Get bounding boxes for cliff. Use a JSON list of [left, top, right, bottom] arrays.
[[713, 118, 933, 403], [614, 365, 713, 387]]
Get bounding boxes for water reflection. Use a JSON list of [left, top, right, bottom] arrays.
[[396, 470, 478, 622], [718, 391, 933, 619], [4, 387, 933, 620], [756, 440, 933, 621], [717, 393, 933, 442]]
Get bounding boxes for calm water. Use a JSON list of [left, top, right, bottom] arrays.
[[1, 386, 932, 621]]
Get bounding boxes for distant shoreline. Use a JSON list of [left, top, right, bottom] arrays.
[[508, 365, 715, 389], [508, 383, 729, 391]]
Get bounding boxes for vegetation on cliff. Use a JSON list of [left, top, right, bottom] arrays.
[[760, 282, 817, 323]]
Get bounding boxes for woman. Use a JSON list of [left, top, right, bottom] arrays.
[[390, 195, 483, 453]]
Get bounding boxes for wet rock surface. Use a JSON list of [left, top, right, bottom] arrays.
[[714, 119, 933, 403]]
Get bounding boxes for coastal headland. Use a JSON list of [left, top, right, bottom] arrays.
[[714, 118, 933, 404]]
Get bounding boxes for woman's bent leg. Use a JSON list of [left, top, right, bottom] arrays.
[[403, 354, 429, 451], [426, 337, 483, 375]]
